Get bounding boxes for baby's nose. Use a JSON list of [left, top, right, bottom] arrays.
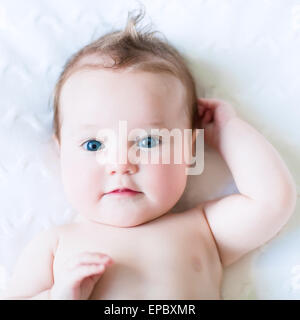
[[98, 139, 138, 175], [108, 164, 136, 174], [106, 161, 137, 175]]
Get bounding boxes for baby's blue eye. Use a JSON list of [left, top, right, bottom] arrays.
[[83, 140, 103, 151], [137, 136, 160, 149]]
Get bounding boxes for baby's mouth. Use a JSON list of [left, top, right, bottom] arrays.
[[104, 188, 143, 197]]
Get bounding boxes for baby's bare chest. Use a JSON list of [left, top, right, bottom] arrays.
[[53, 210, 222, 299]]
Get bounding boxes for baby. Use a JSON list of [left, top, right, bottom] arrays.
[[3, 10, 297, 300]]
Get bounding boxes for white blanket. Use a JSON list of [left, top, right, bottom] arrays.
[[0, 0, 299, 299]]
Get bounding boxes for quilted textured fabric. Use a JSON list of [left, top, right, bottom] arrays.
[[0, 0, 299, 299]]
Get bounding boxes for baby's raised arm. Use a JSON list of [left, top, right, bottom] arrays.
[[196, 98, 297, 267], [2, 227, 114, 300]]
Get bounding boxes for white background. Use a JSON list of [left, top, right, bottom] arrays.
[[0, 0, 299, 299]]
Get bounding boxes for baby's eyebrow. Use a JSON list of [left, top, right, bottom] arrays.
[[141, 120, 166, 127]]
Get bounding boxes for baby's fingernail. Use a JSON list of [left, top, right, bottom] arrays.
[[103, 256, 114, 264]]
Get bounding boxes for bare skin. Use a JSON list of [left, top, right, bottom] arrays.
[[2, 70, 297, 300]]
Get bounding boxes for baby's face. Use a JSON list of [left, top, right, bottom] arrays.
[[56, 68, 191, 227]]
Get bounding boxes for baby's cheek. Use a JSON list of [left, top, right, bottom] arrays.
[[60, 154, 104, 208], [145, 163, 187, 206]]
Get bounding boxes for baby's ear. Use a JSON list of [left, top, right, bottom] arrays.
[[185, 129, 197, 167], [191, 128, 197, 156]]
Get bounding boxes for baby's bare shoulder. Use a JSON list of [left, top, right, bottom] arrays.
[[177, 203, 206, 220], [28, 222, 77, 249], [27, 226, 61, 255], [42, 222, 78, 240], [176, 204, 218, 239], [171, 204, 208, 228]]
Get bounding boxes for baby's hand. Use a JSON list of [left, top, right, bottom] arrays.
[[197, 98, 237, 148], [50, 252, 114, 300]]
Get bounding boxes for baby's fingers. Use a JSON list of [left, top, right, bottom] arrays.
[[201, 109, 213, 128], [68, 252, 113, 269], [70, 264, 106, 288], [198, 98, 227, 109]]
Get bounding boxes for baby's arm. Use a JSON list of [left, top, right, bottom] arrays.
[[197, 98, 297, 267], [2, 227, 113, 299], [2, 228, 59, 299]]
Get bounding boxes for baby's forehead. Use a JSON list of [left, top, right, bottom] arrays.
[[60, 67, 189, 128], [62, 66, 184, 94]]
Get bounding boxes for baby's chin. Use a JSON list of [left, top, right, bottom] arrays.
[[75, 207, 166, 228]]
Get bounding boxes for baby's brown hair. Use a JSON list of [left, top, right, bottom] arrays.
[[52, 6, 199, 144]]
